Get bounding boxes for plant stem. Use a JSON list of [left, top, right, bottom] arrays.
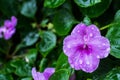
[[100, 23, 113, 30]]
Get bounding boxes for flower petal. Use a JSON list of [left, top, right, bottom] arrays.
[[63, 35, 83, 57], [71, 23, 87, 37], [4, 29, 16, 40], [0, 27, 6, 38], [11, 16, 17, 27], [88, 36, 110, 58], [68, 50, 82, 70], [86, 24, 101, 38], [32, 67, 46, 80], [43, 68, 55, 80], [80, 54, 100, 73]]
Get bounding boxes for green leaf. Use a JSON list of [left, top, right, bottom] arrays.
[[0, 74, 13, 80], [15, 64, 31, 77], [114, 10, 120, 22], [56, 52, 70, 70], [44, 0, 66, 8], [39, 58, 47, 72], [10, 59, 26, 68], [10, 59, 31, 77], [25, 48, 37, 65], [104, 67, 120, 80], [21, 77, 32, 80], [80, 0, 112, 18], [53, 9, 76, 36], [21, 0, 37, 18], [50, 69, 70, 80], [18, 32, 39, 49], [74, 0, 101, 7], [37, 31, 56, 57], [3, 62, 15, 74], [106, 23, 120, 58]]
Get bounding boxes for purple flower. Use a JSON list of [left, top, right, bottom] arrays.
[[63, 23, 110, 73], [0, 16, 17, 40], [32, 67, 55, 80]]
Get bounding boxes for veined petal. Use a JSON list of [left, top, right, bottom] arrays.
[[81, 54, 100, 73], [71, 23, 87, 37], [88, 36, 110, 58], [63, 35, 83, 57]]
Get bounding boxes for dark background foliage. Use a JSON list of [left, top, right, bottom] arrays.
[[0, 0, 120, 80]]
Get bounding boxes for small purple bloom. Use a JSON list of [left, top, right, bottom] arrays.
[[63, 23, 110, 73], [32, 67, 55, 80], [0, 16, 17, 40]]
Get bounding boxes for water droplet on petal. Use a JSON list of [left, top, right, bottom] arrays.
[[103, 43, 106, 45], [91, 27, 94, 30], [97, 55, 100, 58], [90, 33, 93, 37], [67, 45, 71, 48]]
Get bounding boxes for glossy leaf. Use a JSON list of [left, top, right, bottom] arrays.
[[106, 23, 120, 58], [53, 9, 76, 36], [114, 10, 120, 22], [21, 77, 32, 80], [44, 0, 66, 8], [37, 31, 56, 57], [15, 64, 31, 77], [80, 0, 112, 18], [50, 69, 70, 80], [39, 58, 47, 72], [56, 52, 70, 70], [104, 67, 120, 80], [18, 32, 39, 48], [21, 0, 37, 18], [2, 62, 15, 74], [25, 49, 37, 65], [10, 59, 31, 77], [74, 0, 101, 7]]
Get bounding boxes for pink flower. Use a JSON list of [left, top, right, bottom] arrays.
[[63, 23, 110, 73], [32, 67, 55, 80], [0, 16, 17, 40]]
